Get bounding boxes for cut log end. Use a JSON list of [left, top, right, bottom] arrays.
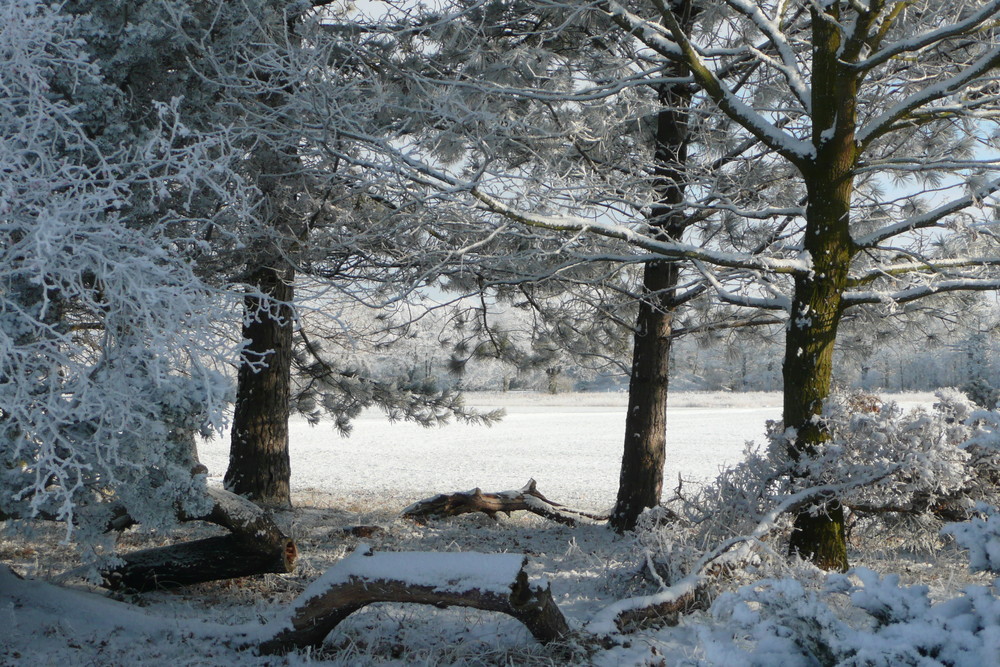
[[283, 539, 298, 570]]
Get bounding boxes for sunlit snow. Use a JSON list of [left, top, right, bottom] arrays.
[[198, 391, 785, 509]]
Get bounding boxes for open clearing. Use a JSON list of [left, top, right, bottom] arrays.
[[4, 390, 957, 666], [199, 390, 789, 511]]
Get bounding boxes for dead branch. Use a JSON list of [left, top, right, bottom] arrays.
[[102, 486, 296, 592], [402, 479, 608, 526], [846, 496, 973, 523], [256, 544, 570, 655], [589, 483, 849, 634]]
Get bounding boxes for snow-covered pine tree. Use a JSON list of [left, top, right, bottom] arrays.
[[655, 0, 1000, 570], [311, 0, 797, 532], [0, 0, 251, 545], [345, 0, 1000, 570], [56, 0, 504, 508]]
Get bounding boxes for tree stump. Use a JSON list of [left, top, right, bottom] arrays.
[[256, 544, 570, 654]]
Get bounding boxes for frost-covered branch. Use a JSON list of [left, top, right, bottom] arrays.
[[845, 278, 1000, 306], [0, 0, 254, 549], [851, 0, 1000, 72], [857, 45, 1000, 146], [722, 0, 811, 112], [850, 255, 1000, 284], [854, 176, 1000, 247], [657, 4, 814, 166]]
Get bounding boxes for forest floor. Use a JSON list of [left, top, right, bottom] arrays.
[[4, 390, 986, 666]]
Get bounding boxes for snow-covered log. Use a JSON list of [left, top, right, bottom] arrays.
[[402, 479, 608, 526], [591, 575, 708, 633], [102, 487, 296, 592], [256, 544, 570, 654]]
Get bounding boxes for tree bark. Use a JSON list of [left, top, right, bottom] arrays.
[[257, 546, 570, 654], [103, 534, 294, 592], [611, 263, 676, 531], [611, 16, 695, 531], [225, 263, 295, 509], [223, 10, 307, 510]]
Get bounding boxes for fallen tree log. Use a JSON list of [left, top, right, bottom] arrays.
[[102, 486, 296, 592], [402, 479, 608, 526], [256, 544, 570, 655], [103, 534, 294, 592]]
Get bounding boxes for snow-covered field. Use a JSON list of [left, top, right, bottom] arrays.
[[5, 390, 977, 667], [198, 390, 791, 511]]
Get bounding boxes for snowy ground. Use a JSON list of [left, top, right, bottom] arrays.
[[198, 390, 792, 511], [4, 390, 972, 667]]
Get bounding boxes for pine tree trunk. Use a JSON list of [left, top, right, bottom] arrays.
[[782, 257, 850, 571], [783, 8, 858, 570], [225, 263, 294, 508], [610, 29, 694, 530], [611, 271, 674, 532], [223, 47, 304, 508]]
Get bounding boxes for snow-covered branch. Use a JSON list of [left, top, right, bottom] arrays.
[[850, 255, 1000, 284], [657, 5, 814, 167], [723, 0, 811, 112], [603, 0, 683, 59], [857, 45, 1000, 146], [844, 278, 1000, 306], [854, 175, 1000, 247], [851, 0, 1000, 72]]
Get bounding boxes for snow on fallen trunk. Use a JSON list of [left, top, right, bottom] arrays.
[[254, 544, 571, 654], [0, 564, 248, 654]]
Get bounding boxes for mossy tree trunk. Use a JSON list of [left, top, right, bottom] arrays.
[[782, 6, 860, 571]]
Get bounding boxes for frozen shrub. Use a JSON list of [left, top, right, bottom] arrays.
[[701, 569, 1000, 666], [768, 389, 1000, 545], [961, 378, 999, 411], [641, 389, 1000, 586], [943, 506, 1000, 574], [819, 390, 976, 520], [844, 391, 883, 415], [701, 578, 850, 666]]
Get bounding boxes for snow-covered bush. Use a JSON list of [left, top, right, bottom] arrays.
[[944, 506, 1000, 574], [701, 569, 1000, 666], [700, 577, 851, 665], [806, 390, 978, 519], [962, 378, 999, 411], [640, 389, 1000, 588], [0, 0, 247, 547], [762, 390, 1000, 538]]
